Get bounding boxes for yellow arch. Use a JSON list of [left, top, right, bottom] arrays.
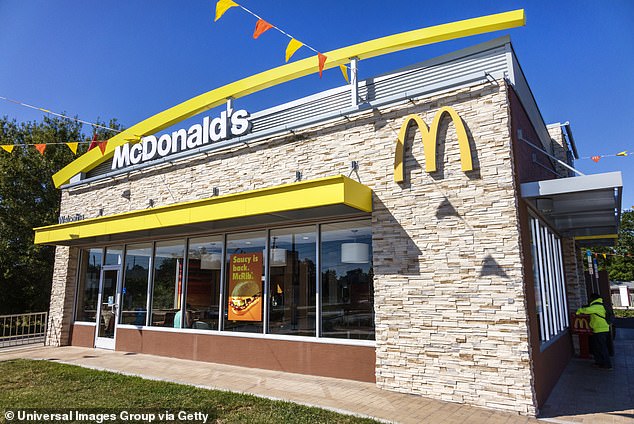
[[394, 106, 473, 183], [53, 9, 524, 187]]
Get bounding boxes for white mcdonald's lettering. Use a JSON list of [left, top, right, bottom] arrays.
[[394, 106, 473, 183], [112, 109, 251, 170]]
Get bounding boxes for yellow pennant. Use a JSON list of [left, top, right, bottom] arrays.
[[1, 145, 15, 153], [285, 38, 303, 62], [215, 0, 238, 22], [339, 65, 349, 83], [66, 142, 79, 154], [602, 253, 607, 259], [617, 151, 628, 156]]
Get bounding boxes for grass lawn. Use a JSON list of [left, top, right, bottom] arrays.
[[0, 359, 377, 423]]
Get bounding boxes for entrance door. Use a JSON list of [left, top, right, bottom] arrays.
[[95, 266, 121, 349]]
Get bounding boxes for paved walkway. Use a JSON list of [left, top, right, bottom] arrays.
[[540, 327, 634, 424], [0, 345, 537, 424], [1, 330, 632, 424]]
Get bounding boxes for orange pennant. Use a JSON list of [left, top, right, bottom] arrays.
[[98, 140, 108, 155], [88, 132, 99, 151], [214, 0, 238, 22], [339, 65, 349, 83], [1, 145, 15, 153], [253, 19, 273, 39], [285, 38, 303, 62], [34, 144, 46, 155], [591, 155, 601, 163], [318, 53, 327, 78], [66, 142, 78, 154]]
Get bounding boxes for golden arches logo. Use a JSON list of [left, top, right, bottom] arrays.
[[573, 317, 591, 331], [394, 106, 473, 183]]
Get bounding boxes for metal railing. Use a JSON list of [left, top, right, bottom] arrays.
[[0, 312, 48, 348]]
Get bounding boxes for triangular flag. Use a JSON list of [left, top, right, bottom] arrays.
[[318, 53, 327, 78], [339, 65, 349, 83], [98, 140, 108, 155], [66, 142, 78, 154], [1, 145, 15, 153], [616, 151, 628, 156], [253, 19, 273, 39], [34, 144, 46, 155], [591, 155, 601, 163], [88, 132, 98, 151], [285, 38, 303, 62], [602, 253, 607, 259], [215, 0, 238, 22]]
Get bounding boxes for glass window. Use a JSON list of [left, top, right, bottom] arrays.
[[268, 226, 317, 337], [74, 248, 102, 322], [104, 246, 123, 266], [320, 220, 374, 340], [224, 231, 266, 333], [120, 243, 152, 325], [151, 240, 186, 327], [185, 236, 223, 330], [530, 216, 569, 343]]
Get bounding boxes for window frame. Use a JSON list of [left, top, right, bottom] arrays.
[[73, 215, 374, 344], [529, 213, 569, 344]]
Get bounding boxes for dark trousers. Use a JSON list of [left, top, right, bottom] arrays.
[[590, 332, 612, 368]]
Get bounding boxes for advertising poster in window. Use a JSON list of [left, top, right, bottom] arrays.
[[228, 252, 263, 321]]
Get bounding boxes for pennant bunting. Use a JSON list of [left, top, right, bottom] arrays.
[[1, 145, 15, 153], [617, 151, 628, 156], [591, 155, 601, 163], [285, 38, 303, 62], [253, 19, 273, 39], [318, 53, 327, 78], [214, 0, 238, 22], [339, 65, 349, 83], [66, 142, 79, 154], [88, 132, 99, 151], [34, 144, 46, 155], [97, 140, 108, 155], [602, 253, 607, 259]]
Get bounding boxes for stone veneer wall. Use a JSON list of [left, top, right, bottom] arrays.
[[546, 124, 571, 178], [50, 80, 536, 414], [562, 237, 587, 312], [46, 246, 79, 346]]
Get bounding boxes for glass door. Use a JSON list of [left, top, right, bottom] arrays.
[[94, 266, 121, 349]]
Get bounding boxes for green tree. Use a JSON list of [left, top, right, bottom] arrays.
[[608, 210, 634, 281], [0, 116, 119, 314]]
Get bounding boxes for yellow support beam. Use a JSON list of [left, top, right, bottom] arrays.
[[35, 175, 372, 245], [574, 234, 618, 241], [53, 9, 525, 187]]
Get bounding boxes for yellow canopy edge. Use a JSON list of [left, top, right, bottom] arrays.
[[53, 9, 525, 188], [574, 234, 618, 241], [35, 175, 372, 245]]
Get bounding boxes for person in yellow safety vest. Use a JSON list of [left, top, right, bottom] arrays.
[[576, 293, 612, 370]]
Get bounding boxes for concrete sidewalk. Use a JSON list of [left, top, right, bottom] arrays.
[[2, 334, 632, 424], [0, 345, 537, 424], [539, 327, 634, 424]]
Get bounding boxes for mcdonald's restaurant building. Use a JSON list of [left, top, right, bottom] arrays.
[[36, 37, 623, 416]]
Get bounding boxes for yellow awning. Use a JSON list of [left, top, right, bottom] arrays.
[[35, 175, 372, 246]]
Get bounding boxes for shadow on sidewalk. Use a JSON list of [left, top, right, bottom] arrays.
[[539, 326, 634, 422]]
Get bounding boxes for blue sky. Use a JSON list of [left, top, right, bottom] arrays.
[[0, 1, 632, 209]]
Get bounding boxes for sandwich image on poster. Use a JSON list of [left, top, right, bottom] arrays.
[[228, 252, 263, 321]]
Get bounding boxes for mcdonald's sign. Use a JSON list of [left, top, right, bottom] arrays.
[[572, 314, 593, 335], [394, 106, 473, 183]]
